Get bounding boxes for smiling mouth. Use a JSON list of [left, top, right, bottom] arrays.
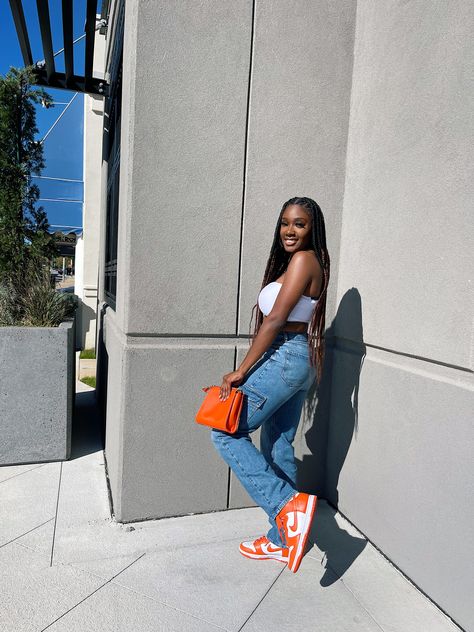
[[284, 238, 298, 245]]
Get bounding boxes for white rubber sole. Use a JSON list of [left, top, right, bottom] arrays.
[[239, 549, 288, 563], [288, 495, 317, 573]]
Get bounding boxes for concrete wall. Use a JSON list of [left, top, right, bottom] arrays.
[[77, 29, 106, 352], [99, 0, 356, 521], [328, 2, 474, 629], [96, 1, 472, 627], [0, 321, 75, 465], [235, 0, 357, 508], [100, 0, 252, 521]]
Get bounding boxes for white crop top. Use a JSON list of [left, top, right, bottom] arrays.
[[258, 282, 318, 323]]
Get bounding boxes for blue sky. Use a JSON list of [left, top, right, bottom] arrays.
[[0, 1, 103, 233]]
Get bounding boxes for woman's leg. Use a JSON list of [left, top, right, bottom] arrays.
[[260, 389, 307, 485], [211, 336, 313, 530], [260, 387, 309, 546], [211, 364, 296, 522]]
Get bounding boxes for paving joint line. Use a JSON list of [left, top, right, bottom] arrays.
[[108, 576, 230, 631], [305, 524, 391, 632], [14, 541, 105, 577], [325, 500, 465, 631], [334, 566, 395, 632], [39, 552, 146, 631], [0, 463, 47, 484], [140, 533, 272, 554], [0, 518, 54, 549], [49, 462, 63, 567], [20, 545, 230, 631], [320, 552, 451, 632], [337, 563, 464, 632], [236, 565, 286, 632]]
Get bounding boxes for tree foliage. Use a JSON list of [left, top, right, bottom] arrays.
[[0, 67, 58, 289]]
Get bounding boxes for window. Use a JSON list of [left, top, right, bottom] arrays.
[[103, 0, 124, 310]]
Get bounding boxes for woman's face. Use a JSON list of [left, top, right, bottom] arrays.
[[279, 205, 312, 254]]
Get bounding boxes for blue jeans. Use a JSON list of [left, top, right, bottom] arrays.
[[211, 331, 316, 547]]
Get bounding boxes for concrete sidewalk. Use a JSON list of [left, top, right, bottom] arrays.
[[0, 382, 462, 632]]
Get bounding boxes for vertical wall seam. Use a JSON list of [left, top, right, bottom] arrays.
[[229, 0, 256, 508], [226, 455, 232, 509], [234, 0, 256, 339], [333, 0, 359, 309], [324, 0, 359, 500], [226, 345, 239, 508]]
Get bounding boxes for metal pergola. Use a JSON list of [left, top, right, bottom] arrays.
[[8, 0, 109, 96]]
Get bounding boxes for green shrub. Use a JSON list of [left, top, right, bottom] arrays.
[[80, 348, 96, 359], [0, 264, 77, 327]]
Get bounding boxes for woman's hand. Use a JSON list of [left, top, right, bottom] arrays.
[[219, 369, 245, 401]]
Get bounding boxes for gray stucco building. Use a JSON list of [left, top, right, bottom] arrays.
[[90, 2, 473, 630]]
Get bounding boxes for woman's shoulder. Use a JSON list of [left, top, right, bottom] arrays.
[[286, 251, 322, 290], [288, 249, 319, 270]]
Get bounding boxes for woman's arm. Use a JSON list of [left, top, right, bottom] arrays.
[[237, 317, 283, 375], [218, 251, 317, 400], [217, 317, 282, 401]]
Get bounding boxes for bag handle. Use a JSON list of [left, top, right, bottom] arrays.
[[201, 385, 241, 393]]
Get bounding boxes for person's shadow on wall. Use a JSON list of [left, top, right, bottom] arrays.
[[297, 288, 367, 586]]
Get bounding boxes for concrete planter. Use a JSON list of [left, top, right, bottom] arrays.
[[0, 319, 75, 465]]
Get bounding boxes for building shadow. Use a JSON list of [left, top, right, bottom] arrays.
[[71, 389, 104, 459], [297, 288, 367, 585], [95, 303, 109, 448]]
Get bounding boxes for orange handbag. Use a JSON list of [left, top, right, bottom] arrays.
[[195, 386, 244, 434]]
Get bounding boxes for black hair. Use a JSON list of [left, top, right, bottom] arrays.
[[249, 197, 330, 384]]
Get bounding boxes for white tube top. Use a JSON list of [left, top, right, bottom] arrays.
[[258, 282, 318, 323]]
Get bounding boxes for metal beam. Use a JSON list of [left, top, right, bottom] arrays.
[[36, 0, 56, 81], [61, 0, 74, 87], [100, 0, 110, 33], [8, 0, 33, 66], [34, 68, 108, 97], [9, 0, 108, 97], [84, 0, 98, 92]]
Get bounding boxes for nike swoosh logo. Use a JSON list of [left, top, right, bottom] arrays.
[[286, 510, 307, 538], [262, 542, 284, 554]]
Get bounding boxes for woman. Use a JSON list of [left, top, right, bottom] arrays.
[[211, 196, 330, 573]]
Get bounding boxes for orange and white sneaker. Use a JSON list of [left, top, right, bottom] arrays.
[[275, 492, 317, 573], [239, 536, 288, 563]]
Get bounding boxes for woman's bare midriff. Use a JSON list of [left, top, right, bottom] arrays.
[[262, 316, 308, 333], [281, 321, 309, 333]]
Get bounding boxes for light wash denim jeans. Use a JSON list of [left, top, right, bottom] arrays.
[[211, 331, 316, 547]]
